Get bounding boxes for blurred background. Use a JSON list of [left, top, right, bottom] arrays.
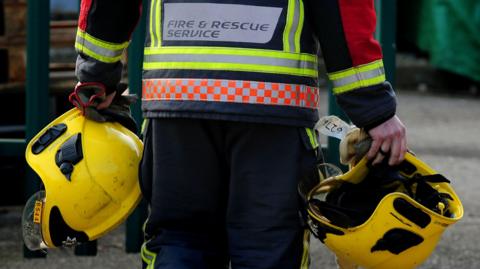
[[0, 0, 479, 268]]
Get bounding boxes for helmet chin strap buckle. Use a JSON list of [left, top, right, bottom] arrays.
[[55, 133, 83, 181]]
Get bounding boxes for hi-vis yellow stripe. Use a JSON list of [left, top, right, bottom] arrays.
[[328, 60, 386, 94], [141, 242, 157, 269], [144, 47, 318, 77], [283, 0, 304, 53], [75, 29, 128, 63], [149, 0, 156, 46], [300, 229, 311, 269], [149, 0, 162, 47], [144, 47, 317, 61], [294, 0, 305, 53], [156, 0, 162, 46], [305, 128, 319, 149]]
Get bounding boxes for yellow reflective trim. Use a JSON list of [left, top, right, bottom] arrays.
[[141, 119, 148, 135], [142, 243, 157, 257], [75, 43, 123, 63], [156, 0, 162, 46], [294, 0, 304, 54], [305, 128, 319, 149], [328, 60, 384, 80], [150, 256, 156, 269], [141, 242, 157, 268], [333, 74, 386, 94], [143, 62, 318, 77], [141, 250, 151, 265], [283, 0, 295, 52], [149, 0, 156, 47], [76, 29, 129, 50], [144, 47, 317, 62], [300, 229, 310, 269]]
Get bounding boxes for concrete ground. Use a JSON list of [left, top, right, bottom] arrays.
[[1, 89, 479, 268]]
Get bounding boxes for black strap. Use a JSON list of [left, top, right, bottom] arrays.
[[55, 134, 83, 181]]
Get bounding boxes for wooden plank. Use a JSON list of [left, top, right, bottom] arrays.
[[3, 0, 27, 37], [7, 45, 26, 82]]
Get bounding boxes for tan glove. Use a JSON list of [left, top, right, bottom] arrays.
[[339, 127, 371, 165]]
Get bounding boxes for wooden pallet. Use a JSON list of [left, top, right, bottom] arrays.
[[1, 0, 77, 83]]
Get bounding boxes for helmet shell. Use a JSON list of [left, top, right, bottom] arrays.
[[24, 108, 143, 249], [307, 153, 463, 269]]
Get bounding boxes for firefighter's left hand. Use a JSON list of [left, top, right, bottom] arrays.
[[366, 115, 407, 166]]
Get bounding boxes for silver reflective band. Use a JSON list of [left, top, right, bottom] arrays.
[[150, 0, 161, 47], [144, 53, 317, 71], [162, 3, 282, 43], [284, 0, 304, 53], [75, 35, 125, 59], [22, 191, 48, 251], [331, 67, 385, 89]]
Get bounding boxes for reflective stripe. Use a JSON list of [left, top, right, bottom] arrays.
[[141, 119, 148, 135], [145, 54, 317, 70], [294, 0, 305, 53], [155, 0, 162, 46], [141, 242, 157, 269], [75, 29, 128, 63], [300, 229, 310, 269], [149, 0, 158, 47], [284, 0, 304, 53], [328, 60, 386, 94], [149, 0, 162, 47], [305, 128, 319, 149], [143, 47, 318, 77], [142, 78, 319, 109]]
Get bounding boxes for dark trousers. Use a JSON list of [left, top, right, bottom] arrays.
[[139, 118, 319, 269]]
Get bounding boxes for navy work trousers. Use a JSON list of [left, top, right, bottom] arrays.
[[139, 118, 319, 269]]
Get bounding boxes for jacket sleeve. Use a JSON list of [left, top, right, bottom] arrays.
[[75, 0, 143, 91], [305, 0, 396, 129]]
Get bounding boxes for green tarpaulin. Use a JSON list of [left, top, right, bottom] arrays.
[[400, 0, 480, 82]]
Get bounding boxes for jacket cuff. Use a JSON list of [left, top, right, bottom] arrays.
[[335, 82, 397, 130], [75, 54, 123, 94]]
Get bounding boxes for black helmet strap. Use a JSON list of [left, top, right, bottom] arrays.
[[55, 134, 84, 181]]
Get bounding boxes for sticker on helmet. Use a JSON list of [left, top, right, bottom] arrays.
[[33, 201, 43, 224]]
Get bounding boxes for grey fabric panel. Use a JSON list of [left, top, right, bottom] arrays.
[[75, 54, 123, 91]]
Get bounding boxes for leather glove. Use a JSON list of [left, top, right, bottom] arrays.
[[69, 82, 138, 134], [339, 127, 372, 165]]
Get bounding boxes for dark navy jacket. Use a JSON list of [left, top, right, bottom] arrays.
[[75, 0, 396, 129]]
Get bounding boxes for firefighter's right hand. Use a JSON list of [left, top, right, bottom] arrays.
[[69, 82, 139, 133], [367, 115, 407, 166], [69, 82, 111, 119]]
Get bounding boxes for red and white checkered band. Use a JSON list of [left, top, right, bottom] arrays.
[[142, 79, 320, 109]]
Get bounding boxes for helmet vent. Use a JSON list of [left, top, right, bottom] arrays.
[[32, 124, 67, 154], [393, 198, 431, 228], [371, 228, 424, 254]]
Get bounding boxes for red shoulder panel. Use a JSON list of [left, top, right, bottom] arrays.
[[338, 0, 383, 66], [78, 0, 93, 31]]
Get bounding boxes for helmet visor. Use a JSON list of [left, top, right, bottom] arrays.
[[22, 191, 48, 251]]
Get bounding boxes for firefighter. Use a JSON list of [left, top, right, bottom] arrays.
[[71, 0, 407, 268]]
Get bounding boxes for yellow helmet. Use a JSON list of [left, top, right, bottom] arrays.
[[22, 108, 143, 250], [307, 152, 463, 269]]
